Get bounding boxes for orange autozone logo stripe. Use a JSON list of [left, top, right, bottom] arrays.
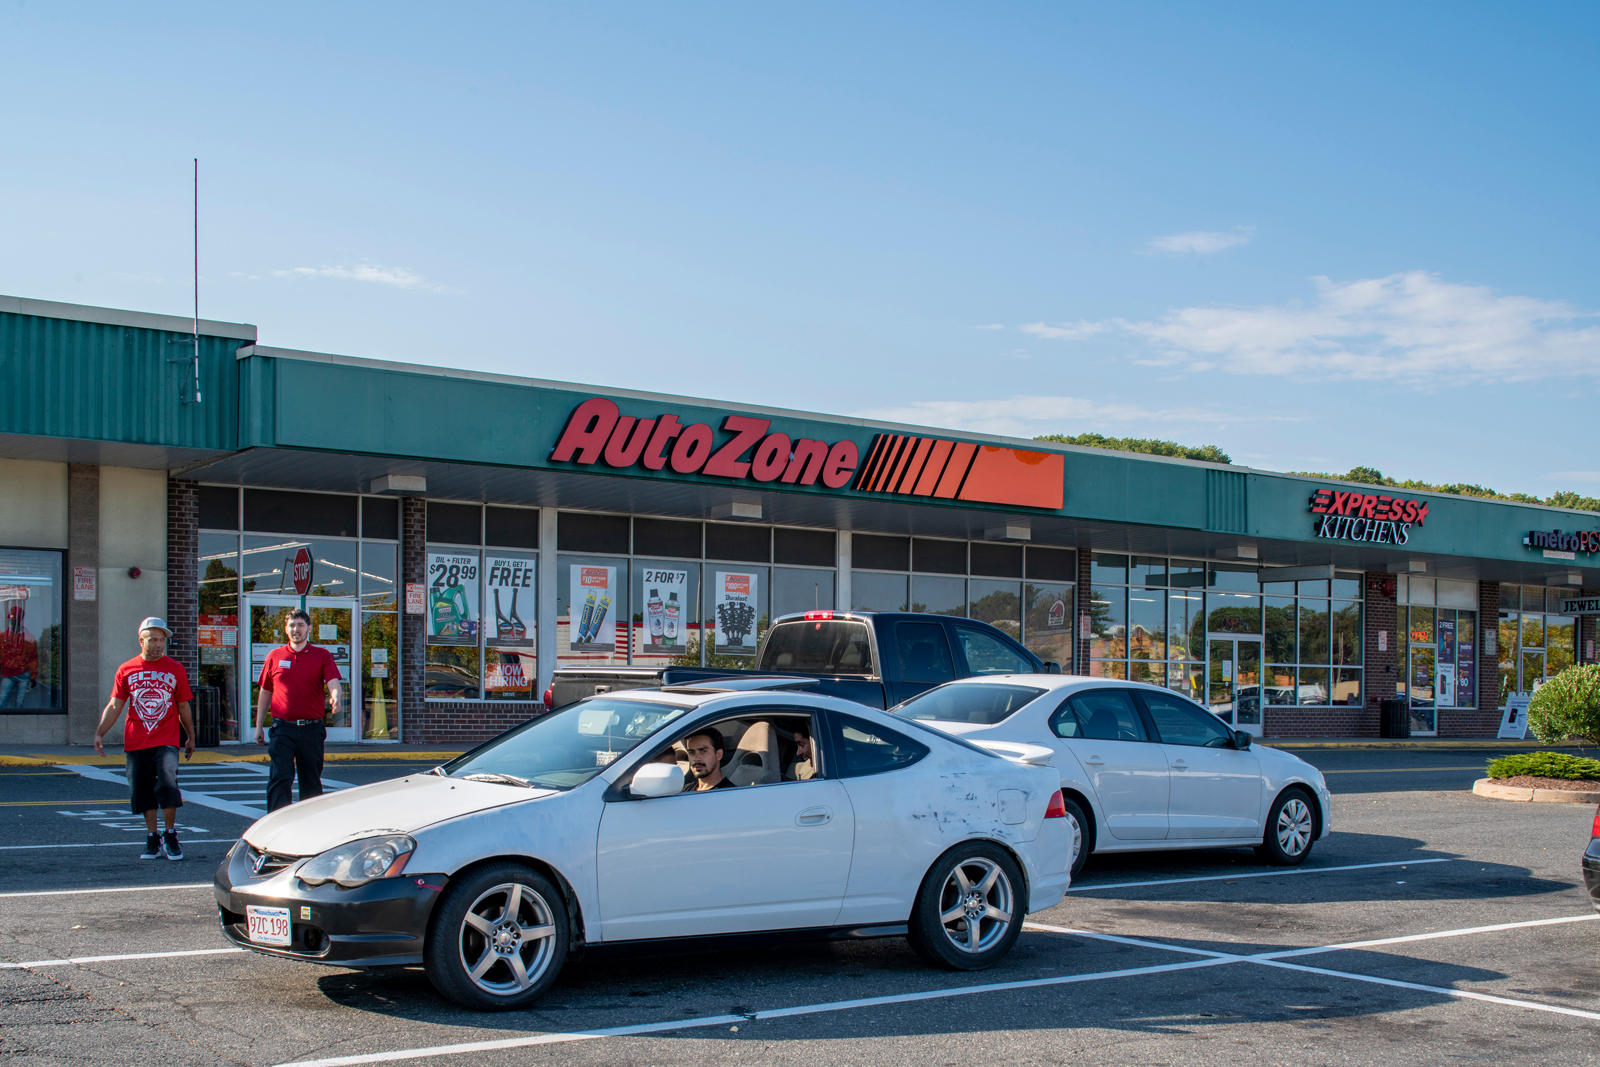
[[853, 434, 1063, 509]]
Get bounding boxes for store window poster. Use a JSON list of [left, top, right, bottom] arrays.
[[569, 565, 616, 652], [714, 571, 759, 655], [486, 555, 535, 649], [640, 568, 689, 653], [428, 551, 480, 644]]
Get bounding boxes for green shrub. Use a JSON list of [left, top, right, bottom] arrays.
[[1526, 663, 1600, 749], [1485, 751, 1600, 781]]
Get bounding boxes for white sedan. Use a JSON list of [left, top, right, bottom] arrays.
[[893, 675, 1332, 878], [215, 685, 1073, 1010]]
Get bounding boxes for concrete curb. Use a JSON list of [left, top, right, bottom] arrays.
[[1472, 777, 1600, 805]]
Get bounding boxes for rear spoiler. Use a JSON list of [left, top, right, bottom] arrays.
[[970, 740, 1055, 767]]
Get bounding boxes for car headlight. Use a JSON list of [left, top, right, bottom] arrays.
[[297, 835, 416, 888]]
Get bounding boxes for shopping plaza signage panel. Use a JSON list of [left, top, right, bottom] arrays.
[[549, 397, 1064, 509], [1307, 487, 1430, 545], [1558, 596, 1600, 616], [1523, 529, 1600, 556]]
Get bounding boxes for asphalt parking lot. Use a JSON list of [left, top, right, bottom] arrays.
[[3, 746, 1597, 1066]]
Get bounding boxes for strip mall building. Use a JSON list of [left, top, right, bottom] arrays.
[[2, 294, 1595, 747]]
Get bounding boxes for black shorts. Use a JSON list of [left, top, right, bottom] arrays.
[[125, 746, 182, 814]]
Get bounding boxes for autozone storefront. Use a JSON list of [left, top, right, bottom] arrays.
[[1, 295, 1596, 746]]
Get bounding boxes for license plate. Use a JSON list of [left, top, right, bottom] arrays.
[[246, 905, 291, 947]]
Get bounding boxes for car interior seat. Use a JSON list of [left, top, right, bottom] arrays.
[[726, 721, 779, 786]]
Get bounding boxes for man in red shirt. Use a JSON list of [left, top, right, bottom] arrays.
[[93, 617, 195, 860], [254, 608, 342, 811]]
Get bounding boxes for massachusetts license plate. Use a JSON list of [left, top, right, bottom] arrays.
[[246, 905, 291, 947]]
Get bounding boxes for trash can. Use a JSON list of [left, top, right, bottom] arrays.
[[193, 685, 222, 748], [1379, 697, 1410, 739]]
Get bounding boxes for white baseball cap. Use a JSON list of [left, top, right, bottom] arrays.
[[138, 617, 172, 636]]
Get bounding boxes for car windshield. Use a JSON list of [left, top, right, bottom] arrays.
[[894, 682, 1047, 725], [440, 696, 692, 790]]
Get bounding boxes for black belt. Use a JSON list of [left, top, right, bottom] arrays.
[[273, 718, 326, 727]]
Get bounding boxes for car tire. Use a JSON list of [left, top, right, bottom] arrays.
[[907, 842, 1024, 971], [1256, 787, 1317, 866], [1058, 793, 1092, 879], [424, 862, 569, 1011]]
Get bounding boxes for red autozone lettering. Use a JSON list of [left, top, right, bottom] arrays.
[[550, 398, 858, 489]]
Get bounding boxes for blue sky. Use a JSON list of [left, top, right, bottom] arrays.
[[4, 3, 1598, 495]]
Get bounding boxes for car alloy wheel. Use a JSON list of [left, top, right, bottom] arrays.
[[908, 842, 1023, 970], [425, 863, 569, 1010], [1057, 794, 1091, 879], [1257, 788, 1317, 866]]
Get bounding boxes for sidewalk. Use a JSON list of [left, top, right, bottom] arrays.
[[0, 735, 1564, 767]]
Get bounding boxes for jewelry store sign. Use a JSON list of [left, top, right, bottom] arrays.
[[1557, 596, 1600, 616]]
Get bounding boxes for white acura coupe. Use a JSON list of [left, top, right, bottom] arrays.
[[893, 676, 1332, 878], [216, 684, 1072, 1010]]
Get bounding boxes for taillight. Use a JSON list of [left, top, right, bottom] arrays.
[[1592, 805, 1600, 838], [1045, 791, 1067, 819], [803, 611, 835, 620]]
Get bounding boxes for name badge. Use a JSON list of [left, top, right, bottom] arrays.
[[280, 659, 293, 670]]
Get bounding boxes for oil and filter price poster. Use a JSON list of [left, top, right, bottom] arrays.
[[486, 555, 535, 649], [714, 570, 759, 656], [428, 551, 480, 645], [569, 565, 617, 652], [640, 568, 689, 653]]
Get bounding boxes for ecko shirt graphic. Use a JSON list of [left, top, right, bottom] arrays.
[[112, 655, 194, 751]]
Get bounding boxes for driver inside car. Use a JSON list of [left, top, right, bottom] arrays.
[[681, 727, 734, 791]]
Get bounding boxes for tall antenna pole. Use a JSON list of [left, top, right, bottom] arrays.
[[191, 158, 202, 403]]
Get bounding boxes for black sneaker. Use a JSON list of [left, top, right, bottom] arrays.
[[140, 833, 161, 860], [161, 831, 183, 861]]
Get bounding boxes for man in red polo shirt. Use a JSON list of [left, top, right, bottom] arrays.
[[253, 608, 342, 812], [93, 617, 195, 860]]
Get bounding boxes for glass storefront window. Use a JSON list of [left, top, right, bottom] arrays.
[[197, 534, 241, 739], [1128, 588, 1166, 660], [1548, 616, 1576, 675], [702, 565, 768, 662], [851, 571, 908, 612], [1090, 585, 1126, 660], [1024, 582, 1074, 667], [911, 574, 966, 617], [0, 548, 63, 712], [772, 567, 834, 618], [360, 543, 398, 612], [361, 611, 399, 737], [556, 554, 626, 667], [969, 579, 1022, 640], [1298, 600, 1330, 663], [1168, 591, 1204, 661]]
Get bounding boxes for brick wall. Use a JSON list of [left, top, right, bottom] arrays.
[[1073, 548, 1092, 675], [166, 479, 199, 686], [400, 497, 425, 743]]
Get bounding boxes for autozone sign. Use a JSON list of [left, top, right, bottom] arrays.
[[1308, 487, 1430, 546], [549, 397, 1065, 509]]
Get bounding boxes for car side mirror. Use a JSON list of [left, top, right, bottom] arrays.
[[1232, 730, 1252, 750], [1044, 661, 1062, 675], [629, 762, 685, 798]]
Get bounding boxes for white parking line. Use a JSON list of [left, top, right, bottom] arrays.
[[2, 947, 243, 969], [0, 838, 217, 851], [1071, 857, 1451, 892], [266, 912, 1600, 1067], [0, 882, 214, 900]]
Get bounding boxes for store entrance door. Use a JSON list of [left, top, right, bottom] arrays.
[[1207, 635, 1263, 737], [240, 595, 359, 743]]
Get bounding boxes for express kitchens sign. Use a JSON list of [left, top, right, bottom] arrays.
[[549, 398, 1064, 510], [1308, 487, 1430, 545]]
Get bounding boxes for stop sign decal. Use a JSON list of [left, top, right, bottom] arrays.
[[291, 547, 314, 596]]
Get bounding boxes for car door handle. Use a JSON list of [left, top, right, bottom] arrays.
[[1083, 756, 1105, 767], [796, 806, 832, 827], [1170, 759, 1188, 770]]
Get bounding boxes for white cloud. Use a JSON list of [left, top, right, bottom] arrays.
[[1021, 271, 1600, 384], [975, 323, 1006, 331], [266, 264, 447, 293], [1020, 320, 1110, 341], [1148, 226, 1255, 254], [848, 395, 1299, 440], [1542, 471, 1600, 484]]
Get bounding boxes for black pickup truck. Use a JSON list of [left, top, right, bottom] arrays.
[[543, 610, 1060, 710]]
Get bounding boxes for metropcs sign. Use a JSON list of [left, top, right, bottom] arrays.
[[1308, 487, 1430, 545], [549, 397, 1065, 510]]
